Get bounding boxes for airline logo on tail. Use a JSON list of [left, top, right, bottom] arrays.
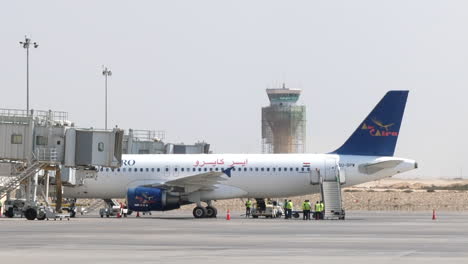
[[361, 117, 399, 137]]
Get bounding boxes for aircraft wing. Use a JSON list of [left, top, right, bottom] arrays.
[[143, 168, 233, 193], [359, 160, 404, 174]]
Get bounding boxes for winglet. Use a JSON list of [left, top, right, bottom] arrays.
[[222, 167, 234, 177]]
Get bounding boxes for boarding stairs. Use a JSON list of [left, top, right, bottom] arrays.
[[0, 161, 47, 200], [320, 179, 345, 220]]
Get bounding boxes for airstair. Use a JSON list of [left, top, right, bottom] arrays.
[[321, 179, 345, 220], [309, 159, 346, 220], [0, 161, 47, 200]]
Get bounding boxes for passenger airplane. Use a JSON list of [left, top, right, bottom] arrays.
[[64, 91, 417, 218]]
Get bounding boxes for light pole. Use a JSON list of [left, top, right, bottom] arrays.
[[19, 36, 39, 115], [102, 66, 112, 130]]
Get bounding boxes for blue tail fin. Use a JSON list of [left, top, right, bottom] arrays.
[[332, 90, 409, 156]]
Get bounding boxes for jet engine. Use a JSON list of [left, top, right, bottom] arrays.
[[127, 187, 180, 211]]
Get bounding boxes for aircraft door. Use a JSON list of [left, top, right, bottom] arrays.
[[324, 159, 338, 181], [308, 167, 321, 185]]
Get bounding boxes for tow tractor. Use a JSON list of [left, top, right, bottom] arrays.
[[250, 199, 284, 218]]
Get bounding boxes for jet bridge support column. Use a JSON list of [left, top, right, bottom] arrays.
[[55, 167, 62, 213]]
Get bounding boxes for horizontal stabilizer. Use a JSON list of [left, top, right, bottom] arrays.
[[359, 160, 404, 174]]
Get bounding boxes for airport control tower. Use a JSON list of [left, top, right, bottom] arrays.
[[262, 84, 306, 153]]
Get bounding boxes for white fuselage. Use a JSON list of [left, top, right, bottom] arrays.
[[63, 153, 417, 201]]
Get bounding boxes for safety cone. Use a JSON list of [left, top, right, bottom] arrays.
[[432, 209, 436, 220], [136, 212, 140, 217], [226, 209, 231, 220]]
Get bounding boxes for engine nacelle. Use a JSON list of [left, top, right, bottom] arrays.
[[127, 187, 180, 211]]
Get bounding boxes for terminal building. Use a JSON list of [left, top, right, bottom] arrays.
[[261, 84, 306, 153]]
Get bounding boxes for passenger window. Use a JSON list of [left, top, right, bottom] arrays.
[[209, 168, 213, 171], [290, 168, 293, 171], [261, 168, 264, 172], [307, 168, 310, 171], [117, 168, 120, 172], [123, 168, 126, 172], [198, 168, 201, 172], [204, 168, 207, 172], [157, 168, 160, 172], [100, 167, 103, 172], [165, 168, 169, 172], [146, 168, 149, 172], [111, 168, 114, 172], [244, 168, 247, 172], [193, 168, 196, 172], [181, 168, 184, 172], [175, 168, 178, 172], [232, 168, 236, 171], [151, 168, 154, 172], [278, 168, 282, 172], [255, 168, 258, 172], [301, 168, 304, 171], [134, 168, 138, 172], [250, 168, 253, 171], [273, 168, 276, 172], [106, 168, 109, 172], [266, 168, 270, 172], [296, 168, 299, 171], [140, 168, 143, 172], [215, 168, 219, 171]]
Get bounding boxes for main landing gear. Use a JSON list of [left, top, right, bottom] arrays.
[[192, 202, 218, 218]]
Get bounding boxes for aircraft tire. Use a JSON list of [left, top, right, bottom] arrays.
[[205, 206, 217, 218], [193, 206, 207, 218]]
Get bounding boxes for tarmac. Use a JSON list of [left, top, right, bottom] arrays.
[[0, 211, 468, 264]]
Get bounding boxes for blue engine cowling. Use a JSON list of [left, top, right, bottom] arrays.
[[127, 187, 180, 211]]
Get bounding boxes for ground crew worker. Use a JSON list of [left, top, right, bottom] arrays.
[[285, 200, 293, 219], [314, 201, 321, 220], [302, 200, 311, 220], [245, 199, 252, 218], [283, 199, 288, 215], [320, 200, 325, 219]]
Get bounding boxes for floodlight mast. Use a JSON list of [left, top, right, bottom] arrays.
[[19, 35, 39, 116], [102, 66, 112, 130]]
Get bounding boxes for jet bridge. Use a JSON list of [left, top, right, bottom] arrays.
[[309, 160, 346, 220], [0, 108, 123, 220]]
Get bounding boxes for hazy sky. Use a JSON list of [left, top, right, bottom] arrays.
[[1, 1, 467, 178]]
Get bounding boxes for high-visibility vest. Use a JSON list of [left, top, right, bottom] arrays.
[[245, 200, 252, 208], [302, 202, 311, 210], [314, 203, 321, 212], [320, 202, 324, 212], [286, 202, 293, 210]]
